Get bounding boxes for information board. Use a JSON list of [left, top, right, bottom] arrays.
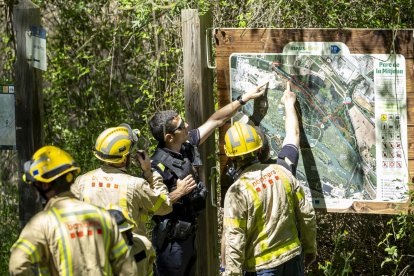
[[215, 29, 414, 213], [0, 85, 16, 150], [229, 44, 408, 210]]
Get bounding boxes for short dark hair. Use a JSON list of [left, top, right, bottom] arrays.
[[149, 110, 179, 144], [254, 126, 271, 163]]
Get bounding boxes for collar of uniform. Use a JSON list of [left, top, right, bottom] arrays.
[[235, 159, 260, 180], [43, 190, 77, 210], [101, 163, 128, 173], [160, 146, 184, 159]]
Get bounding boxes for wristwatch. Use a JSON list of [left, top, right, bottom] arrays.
[[237, 95, 246, 105]]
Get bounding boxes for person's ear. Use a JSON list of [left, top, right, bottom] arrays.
[[65, 173, 73, 183], [165, 133, 174, 143]]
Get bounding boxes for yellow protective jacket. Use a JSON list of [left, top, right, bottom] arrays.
[[9, 191, 136, 276], [127, 233, 156, 276], [223, 163, 316, 275], [71, 164, 172, 236]]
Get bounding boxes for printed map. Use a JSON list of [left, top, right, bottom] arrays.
[[0, 90, 16, 149], [230, 53, 408, 208]]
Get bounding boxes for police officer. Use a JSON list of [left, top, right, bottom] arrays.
[[71, 124, 172, 275], [9, 146, 136, 275], [149, 83, 268, 275], [222, 84, 317, 275]]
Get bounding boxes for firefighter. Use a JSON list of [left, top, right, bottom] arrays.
[[222, 84, 317, 275], [107, 204, 156, 276], [71, 124, 172, 275], [9, 146, 136, 275], [220, 127, 293, 271], [149, 83, 268, 275], [221, 82, 303, 273]]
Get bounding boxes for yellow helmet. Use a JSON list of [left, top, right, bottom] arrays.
[[224, 122, 263, 157], [106, 204, 136, 232], [93, 124, 140, 164], [23, 146, 80, 184]]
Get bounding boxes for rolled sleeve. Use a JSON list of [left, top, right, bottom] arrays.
[[277, 144, 299, 175], [134, 180, 172, 216]]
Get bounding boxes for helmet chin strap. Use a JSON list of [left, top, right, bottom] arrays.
[[33, 175, 72, 201], [33, 182, 54, 201], [227, 157, 260, 181], [125, 155, 131, 169]]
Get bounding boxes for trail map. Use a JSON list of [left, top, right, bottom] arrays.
[[230, 45, 408, 209], [0, 86, 16, 150]]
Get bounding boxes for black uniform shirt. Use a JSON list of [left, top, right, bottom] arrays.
[[273, 143, 299, 175], [151, 129, 200, 222]]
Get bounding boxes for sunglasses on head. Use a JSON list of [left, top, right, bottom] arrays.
[[170, 118, 185, 133]]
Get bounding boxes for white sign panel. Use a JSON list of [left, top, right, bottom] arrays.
[[25, 26, 47, 71]]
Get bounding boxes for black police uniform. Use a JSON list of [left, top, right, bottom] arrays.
[[151, 129, 206, 276]]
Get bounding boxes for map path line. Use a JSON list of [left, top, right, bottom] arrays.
[[270, 62, 355, 152]]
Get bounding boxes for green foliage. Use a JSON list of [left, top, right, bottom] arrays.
[[0, 0, 14, 84], [378, 185, 414, 275], [318, 230, 354, 275], [213, 0, 414, 29], [0, 152, 19, 275], [34, 0, 191, 171], [313, 212, 394, 274]]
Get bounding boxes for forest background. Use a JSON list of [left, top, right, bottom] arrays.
[[1, 0, 414, 275]]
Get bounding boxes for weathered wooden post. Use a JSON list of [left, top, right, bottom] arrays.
[[182, 9, 219, 276], [13, 0, 44, 227]]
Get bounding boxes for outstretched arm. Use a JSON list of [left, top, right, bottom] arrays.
[[281, 82, 299, 148], [197, 83, 268, 145]]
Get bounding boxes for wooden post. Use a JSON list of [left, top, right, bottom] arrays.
[[13, 0, 44, 228], [182, 9, 219, 275]]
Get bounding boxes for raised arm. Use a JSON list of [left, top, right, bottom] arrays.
[[281, 82, 299, 148], [197, 83, 268, 145]]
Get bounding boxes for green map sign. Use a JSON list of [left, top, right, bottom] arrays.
[[230, 42, 408, 209]]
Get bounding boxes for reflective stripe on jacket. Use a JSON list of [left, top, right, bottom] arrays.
[[9, 191, 136, 276], [71, 165, 172, 237], [223, 163, 316, 275]]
